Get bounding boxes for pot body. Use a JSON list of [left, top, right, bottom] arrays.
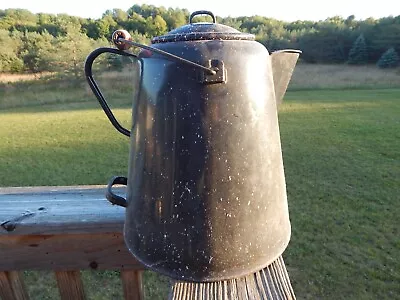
[[124, 39, 290, 281]]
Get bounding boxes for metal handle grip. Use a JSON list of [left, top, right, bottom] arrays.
[[189, 11, 216, 23], [106, 176, 128, 207], [84, 47, 136, 137]]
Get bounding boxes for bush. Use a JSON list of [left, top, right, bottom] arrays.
[[377, 47, 399, 68], [0, 53, 24, 72]]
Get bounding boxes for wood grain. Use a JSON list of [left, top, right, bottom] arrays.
[[0, 186, 148, 299], [0, 186, 144, 271], [0, 186, 126, 236], [121, 270, 144, 300], [169, 255, 296, 300], [55, 271, 86, 300], [0, 271, 29, 300], [0, 271, 16, 300], [0, 233, 143, 271]]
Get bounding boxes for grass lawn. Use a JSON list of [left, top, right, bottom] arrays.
[[280, 89, 399, 299], [0, 69, 399, 298]]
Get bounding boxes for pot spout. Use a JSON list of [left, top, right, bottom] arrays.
[[271, 49, 301, 108]]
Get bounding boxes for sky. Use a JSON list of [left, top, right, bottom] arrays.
[[1, 0, 399, 22]]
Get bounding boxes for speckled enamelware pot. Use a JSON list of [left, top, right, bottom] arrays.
[[85, 11, 300, 282]]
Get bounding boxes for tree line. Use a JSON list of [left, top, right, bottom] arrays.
[[0, 5, 399, 75]]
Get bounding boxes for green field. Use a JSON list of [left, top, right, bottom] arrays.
[[0, 65, 399, 299]]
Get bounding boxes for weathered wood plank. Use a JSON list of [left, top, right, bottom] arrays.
[[0, 233, 143, 271], [0, 186, 126, 236], [55, 271, 86, 300], [0, 271, 29, 300], [121, 270, 144, 300], [6, 271, 29, 300], [0, 271, 16, 300]]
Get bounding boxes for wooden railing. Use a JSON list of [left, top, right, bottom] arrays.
[[0, 186, 146, 300]]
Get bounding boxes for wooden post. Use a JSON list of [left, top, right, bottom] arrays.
[[55, 271, 86, 300], [0, 272, 17, 300], [0, 271, 29, 300], [169, 255, 296, 300], [121, 270, 144, 300]]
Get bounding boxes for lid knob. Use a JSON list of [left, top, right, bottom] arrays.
[[189, 10, 216, 24]]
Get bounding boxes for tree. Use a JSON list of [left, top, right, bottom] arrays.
[[85, 16, 117, 39], [121, 13, 147, 35], [347, 34, 368, 64], [368, 22, 400, 62], [52, 24, 102, 80], [0, 9, 36, 30], [345, 15, 356, 27], [109, 9, 129, 23], [145, 15, 167, 37], [0, 29, 24, 72], [21, 31, 55, 73], [2, 5, 400, 73], [162, 8, 188, 30], [376, 47, 399, 68], [221, 17, 242, 31]]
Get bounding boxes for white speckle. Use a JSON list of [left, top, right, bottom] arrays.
[[248, 201, 251, 206]]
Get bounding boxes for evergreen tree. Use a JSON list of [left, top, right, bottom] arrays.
[[376, 47, 399, 68], [347, 34, 368, 64]]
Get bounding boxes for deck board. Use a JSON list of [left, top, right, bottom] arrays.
[[0, 186, 126, 235], [0, 186, 144, 271]]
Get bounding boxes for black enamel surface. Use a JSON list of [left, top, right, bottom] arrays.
[[151, 22, 255, 43], [123, 40, 292, 281]]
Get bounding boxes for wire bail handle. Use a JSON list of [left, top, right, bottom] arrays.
[[111, 30, 217, 75]]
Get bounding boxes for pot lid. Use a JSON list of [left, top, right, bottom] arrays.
[[151, 10, 255, 43]]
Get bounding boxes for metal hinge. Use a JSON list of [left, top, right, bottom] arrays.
[[200, 59, 227, 84]]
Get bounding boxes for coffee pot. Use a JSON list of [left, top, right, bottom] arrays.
[[85, 10, 300, 282]]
